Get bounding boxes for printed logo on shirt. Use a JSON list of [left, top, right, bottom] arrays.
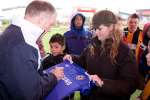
[[76, 75, 85, 80]]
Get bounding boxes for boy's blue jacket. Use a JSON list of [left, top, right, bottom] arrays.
[[64, 13, 92, 55]]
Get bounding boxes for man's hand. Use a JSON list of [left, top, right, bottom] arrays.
[[51, 67, 64, 80]]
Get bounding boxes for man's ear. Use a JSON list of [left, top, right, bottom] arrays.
[[38, 16, 45, 26], [38, 13, 48, 27]]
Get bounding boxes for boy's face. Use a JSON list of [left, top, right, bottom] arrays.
[[74, 15, 83, 28], [50, 42, 64, 56]]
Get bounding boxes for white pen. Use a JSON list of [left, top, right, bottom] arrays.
[[85, 72, 92, 87], [69, 59, 73, 64]]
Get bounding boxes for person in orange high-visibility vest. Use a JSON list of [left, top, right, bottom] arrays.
[[141, 79, 150, 100], [123, 13, 143, 63]]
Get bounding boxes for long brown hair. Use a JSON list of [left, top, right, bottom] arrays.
[[91, 10, 122, 64]]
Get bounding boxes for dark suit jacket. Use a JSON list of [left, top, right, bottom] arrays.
[[0, 24, 57, 100]]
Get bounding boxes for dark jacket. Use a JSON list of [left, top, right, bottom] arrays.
[[0, 25, 57, 100], [41, 53, 65, 70], [64, 13, 92, 55], [143, 35, 150, 47], [73, 37, 141, 100], [139, 49, 150, 82]]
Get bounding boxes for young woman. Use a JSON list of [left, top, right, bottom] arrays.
[[64, 10, 141, 100]]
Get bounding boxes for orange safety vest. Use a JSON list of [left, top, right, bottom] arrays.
[[123, 28, 143, 63], [142, 79, 150, 100]]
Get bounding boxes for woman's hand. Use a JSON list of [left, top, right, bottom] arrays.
[[91, 75, 104, 87]]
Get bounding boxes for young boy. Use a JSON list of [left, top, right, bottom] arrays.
[[41, 33, 65, 70], [42, 33, 74, 100]]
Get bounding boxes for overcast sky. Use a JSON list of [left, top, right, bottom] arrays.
[[0, 0, 150, 12], [0, 0, 149, 19]]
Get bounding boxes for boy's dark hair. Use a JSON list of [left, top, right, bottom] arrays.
[[49, 33, 65, 46]]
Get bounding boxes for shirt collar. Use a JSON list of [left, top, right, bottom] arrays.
[[12, 18, 44, 49]]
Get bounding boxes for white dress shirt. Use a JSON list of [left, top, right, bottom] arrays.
[[12, 18, 44, 69]]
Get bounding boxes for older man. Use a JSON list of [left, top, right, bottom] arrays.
[[123, 13, 143, 63], [0, 1, 64, 100]]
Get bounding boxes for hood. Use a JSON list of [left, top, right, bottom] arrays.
[[70, 13, 85, 32]]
